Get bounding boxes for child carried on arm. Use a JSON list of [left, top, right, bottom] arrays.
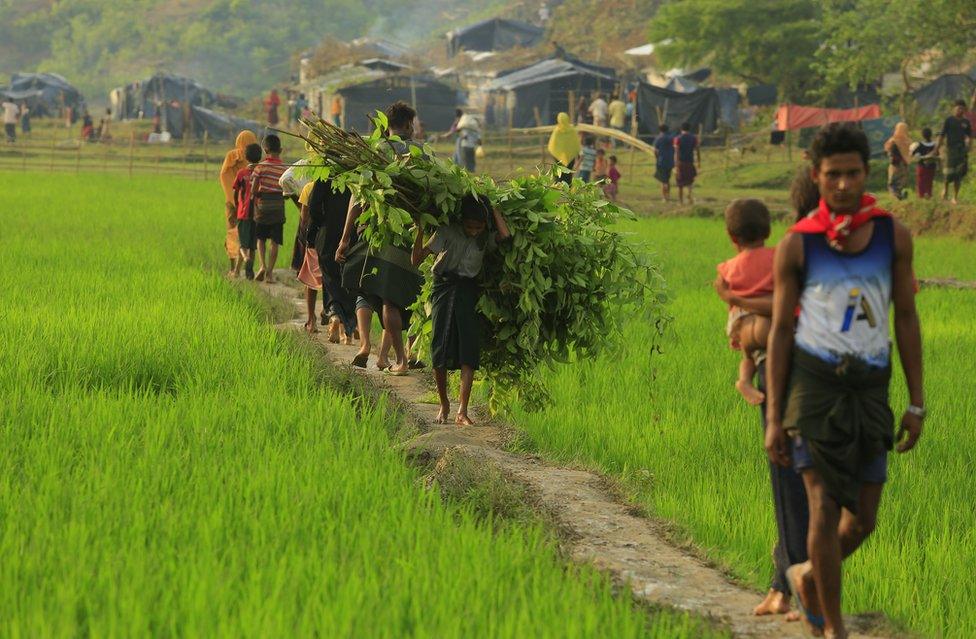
[[714, 199, 775, 405], [412, 195, 511, 426]]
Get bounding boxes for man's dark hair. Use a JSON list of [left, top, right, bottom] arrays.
[[659, 124, 669, 133], [725, 198, 771, 243], [386, 101, 416, 130], [459, 194, 490, 223], [789, 165, 820, 221], [609, 154, 617, 162], [921, 127, 932, 140], [680, 122, 691, 132], [245, 143, 263, 163], [263, 134, 281, 154], [809, 123, 870, 169], [583, 135, 595, 146], [954, 99, 967, 108]]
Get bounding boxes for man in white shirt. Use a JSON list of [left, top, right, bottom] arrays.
[[3, 100, 20, 143], [588, 94, 608, 128]]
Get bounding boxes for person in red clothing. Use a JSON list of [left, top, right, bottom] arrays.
[[715, 199, 776, 405], [265, 90, 281, 127], [250, 134, 287, 283], [232, 143, 263, 279], [603, 154, 621, 202]]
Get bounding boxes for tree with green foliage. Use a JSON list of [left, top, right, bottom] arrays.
[[648, 0, 823, 101]]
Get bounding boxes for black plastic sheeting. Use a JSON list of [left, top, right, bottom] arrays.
[[487, 56, 616, 127], [716, 88, 741, 130], [912, 74, 976, 116], [337, 75, 462, 133], [447, 18, 544, 57], [186, 105, 263, 141], [0, 73, 85, 118], [746, 84, 777, 106], [114, 73, 216, 121], [636, 82, 721, 137]]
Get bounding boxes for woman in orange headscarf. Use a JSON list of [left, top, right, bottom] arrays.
[[219, 130, 258, 273]]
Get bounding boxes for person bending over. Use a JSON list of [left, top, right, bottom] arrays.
[[412, 195, 511, 425]]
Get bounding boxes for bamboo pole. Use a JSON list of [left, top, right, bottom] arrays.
[[507, 108, 514, 173], [128, 130, 135, 178], [533, 107, 545, 164], [50, 131, 56, 172], [75, 138, 81, 173], [568, 90, 576, 123], [203, 131, 209, 180]]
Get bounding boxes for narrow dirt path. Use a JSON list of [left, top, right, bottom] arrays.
[[258, 273, 890, 639]]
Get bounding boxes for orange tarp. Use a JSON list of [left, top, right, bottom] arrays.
[[775, 104, 882, 131]]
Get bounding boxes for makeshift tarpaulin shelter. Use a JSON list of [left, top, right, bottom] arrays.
[[447, 18, 545, 57], [187, 106, 262, 141], [0, 73, 85, 118], [716, 88, 741, 130], [487, 56, 616, 128], [336, 75, 461, 132], [111, 73, 216, 122], [861, 117, 901, 159], [746, 84, 777, 106], [775, 104, 881, 130], [913, 74, 976, 115], [635, 82, 721, 137]]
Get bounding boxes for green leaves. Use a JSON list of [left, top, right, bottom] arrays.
[[301, 114, 669, 413]]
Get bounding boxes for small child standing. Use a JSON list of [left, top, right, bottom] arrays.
[[232, 143, 263, 279], [604, 155, 621, 201], [577, 136, 597, 182], [412, 195, 511, 426], [250, 134, 287, 283], [593, 148, 608, 181], [715, 199, 775, 405]]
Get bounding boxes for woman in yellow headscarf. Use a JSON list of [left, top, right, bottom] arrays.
[[883, 122, 912, 200], [219, 130, 258, 273], [547, 112, 581, 184]]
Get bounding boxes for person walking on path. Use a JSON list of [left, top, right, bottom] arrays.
[[250, 134, 288, 284], [455, 113, 482, 172], [765, 123, 924, 639], [588, 94, 608, 129], [265, 90, 281, 127], [412, 195, 511, 425], [653, 124, 675, 202], [883, 122, 911, 200], [3, 99, 20, 143], [20, 103, 31, 137], [330, 96, 343, 127], [935, 99, 972, 204], [219, 130, 259, 275], [548, 112, 581, 185], [673, 122, 700, 204], [910, 127, 938, 199]]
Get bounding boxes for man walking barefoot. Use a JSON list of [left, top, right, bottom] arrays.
[[765, 123, 924, 639]]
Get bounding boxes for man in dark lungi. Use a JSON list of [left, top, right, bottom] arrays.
[[411, 195, 511, 426], [673, 122, 700, 205], [765, 123, 924, 639], [935, 99, 973, 205]]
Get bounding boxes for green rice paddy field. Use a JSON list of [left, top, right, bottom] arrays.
[[0, 173, 718, 638], [2, 170, 973, 637]]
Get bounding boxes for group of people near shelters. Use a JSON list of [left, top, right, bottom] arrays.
[[216, 92, 930, 637], [2, 100, 31, 142], [219, 101, 510, 426], [714, 123, 924, 639], [884, 99, 973, 204], [546, 113, 623, 199]]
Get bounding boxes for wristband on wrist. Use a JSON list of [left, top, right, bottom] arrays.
[[907, 404, 927, 420]]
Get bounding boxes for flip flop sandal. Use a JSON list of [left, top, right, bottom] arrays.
[[375, 363, 390, 372], [786, 564, 825, 637], [351, 353, 369, 368], [384, 368, 408, 377]]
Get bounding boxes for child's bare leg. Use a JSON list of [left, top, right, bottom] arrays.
[[376, 330, 392, 369], [255, 240, 267, 281], [355, 307, 372, 358], [434, 367, 450, 423], [265, 242, 279, 283], [456, 365, 475, 426], [736, 356, 765, 405]]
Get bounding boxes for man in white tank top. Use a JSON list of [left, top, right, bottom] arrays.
[[765, 124, 924, 639]]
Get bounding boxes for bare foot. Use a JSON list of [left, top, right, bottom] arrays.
[[786, 611, 800, 622], [455, 412, 474, 426], [254, 269, 266, 282], [265, 273, 276, 284], [753, 589, 791, 616], [304, 320, 319, 335], [328, 318, 341, 344], [375, 359, 390, 371], [736, 380, 766, 406], [788, 563, 824, 637], [435, 404, 450, 424], [387, 363, 409, 376]]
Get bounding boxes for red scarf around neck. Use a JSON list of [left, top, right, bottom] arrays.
[[791, 194, 891, 249]]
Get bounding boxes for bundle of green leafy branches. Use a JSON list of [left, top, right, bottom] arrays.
[[295, 113, 669, 411]]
